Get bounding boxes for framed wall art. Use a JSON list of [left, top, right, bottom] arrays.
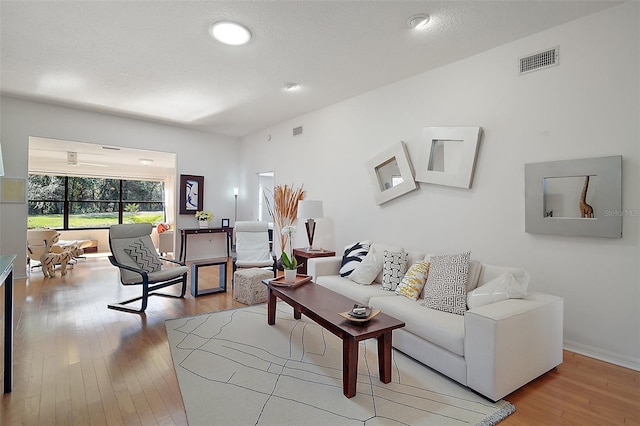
[[0, 177, 26, 203], [221, 218, 230, 227], [179, 174, 204, 215], [415, 127, 482, 189]]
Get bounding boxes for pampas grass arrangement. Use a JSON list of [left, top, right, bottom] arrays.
[[265, 183, 306, 252]]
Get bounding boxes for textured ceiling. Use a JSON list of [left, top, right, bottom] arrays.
[[1, 1, 621, 138]]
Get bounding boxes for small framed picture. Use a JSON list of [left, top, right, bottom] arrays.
[[221, 218, 230, 227]]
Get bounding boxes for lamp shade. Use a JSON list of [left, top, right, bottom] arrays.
[[297, 200, 323, 219]]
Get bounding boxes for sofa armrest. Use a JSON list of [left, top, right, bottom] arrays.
[[307, 256, 342, 281], [465, 292, 563, 401]]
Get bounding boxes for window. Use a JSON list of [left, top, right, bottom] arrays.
[[28, 174, 165, 229]]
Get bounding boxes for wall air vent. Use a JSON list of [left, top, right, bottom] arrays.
[[519, 46, 559, 75], [293, 126, 303, 136]]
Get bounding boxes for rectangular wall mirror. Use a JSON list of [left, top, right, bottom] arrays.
[[525, 156, 622, 238]]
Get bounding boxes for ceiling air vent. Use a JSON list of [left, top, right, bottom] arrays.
[[293, 126, 303, 136], [519, 46, 559, 75]]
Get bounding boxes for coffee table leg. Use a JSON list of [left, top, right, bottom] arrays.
[[377, 331, 392, 383], [343, 338, 358, 398], [293, 307, 301, 320], [267, 288, 276, 325]]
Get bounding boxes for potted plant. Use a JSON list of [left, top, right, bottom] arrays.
[[264, 183, 306, 269], [281, 225, 298, 283], [195, 210, 213, 228]]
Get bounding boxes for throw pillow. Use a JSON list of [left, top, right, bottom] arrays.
[[125, 240, 162, 273], [348, 247, 383, 285], [466, 271, 531, 309], [395, 260, 430, 300], [381, 250, 408, 291], [422, 251, 470, 315], [339, 240, 370, 277]]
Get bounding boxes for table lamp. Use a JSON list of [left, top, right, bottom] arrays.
[[297, 200, 324, 251]]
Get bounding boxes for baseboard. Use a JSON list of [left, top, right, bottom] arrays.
[[564, 339, 640, 371]]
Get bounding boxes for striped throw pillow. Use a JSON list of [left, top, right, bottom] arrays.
[[339, 240, 370, 277]]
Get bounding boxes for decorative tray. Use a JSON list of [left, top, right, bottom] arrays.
[[269, 274, 312, 288], [339, 305, 381, 323]]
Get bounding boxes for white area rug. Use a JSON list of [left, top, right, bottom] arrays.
[[166, 305, 515, 425]]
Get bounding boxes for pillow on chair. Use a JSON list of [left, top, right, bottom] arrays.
[[125, 240, 162, 273]]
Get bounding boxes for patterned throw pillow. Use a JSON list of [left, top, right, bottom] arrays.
[[422, 251, 470, 315], [396, 260, 430, 300], [339, 241, 370, 277], [125, 240, 162, 273], [381, 250, 408, 291]]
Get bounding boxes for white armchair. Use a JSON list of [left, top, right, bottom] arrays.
[[232, 221, 276, 278]]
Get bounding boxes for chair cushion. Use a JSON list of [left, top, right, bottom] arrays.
[[125, 240, 162, 273]]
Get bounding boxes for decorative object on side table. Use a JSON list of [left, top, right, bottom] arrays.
[[297, 199, 324, 251], [195, 210, 213, 229], [280, 225, 298, 283]]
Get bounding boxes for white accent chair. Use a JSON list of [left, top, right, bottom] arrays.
[[232, 221, 276, 280]]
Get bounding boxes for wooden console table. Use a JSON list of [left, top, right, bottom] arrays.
[[293, 248, 336, 275], [179, 227, 233, 263], [1, 254, 15, 393]]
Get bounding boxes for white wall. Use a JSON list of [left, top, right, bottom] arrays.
[[240, 2, 639, 369], [0, 97, 240, 277]]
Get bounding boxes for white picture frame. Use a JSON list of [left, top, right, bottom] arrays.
[[366, 141, 417, 205], [415, 127, 482, 189]]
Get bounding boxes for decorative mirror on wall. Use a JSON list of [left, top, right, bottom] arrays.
[[415, 127, 482, 189], [525, 155, 622, 238], [366, 141, 417, 205]]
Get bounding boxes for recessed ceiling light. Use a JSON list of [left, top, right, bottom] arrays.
[[210, 21, 252, 45], [407, 14, 430, 30], [283, 82, 299, 91]]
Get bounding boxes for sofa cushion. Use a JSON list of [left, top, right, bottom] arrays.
[[339, 241, 370, 277], [348, 246, 382, 285], [381, 250, 408, 291], [422, 251, 470, 315], [315, 275, 390, 306], [396, 260, 430, 300], [370, 295, 465, 357], [466, 260, 482, 293]]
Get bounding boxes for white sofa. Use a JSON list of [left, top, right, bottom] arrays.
[[307, 246, 563, 402]]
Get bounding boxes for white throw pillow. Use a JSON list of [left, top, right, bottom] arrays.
[[467, 271, 531, 309], [348, 247, 383, 285]]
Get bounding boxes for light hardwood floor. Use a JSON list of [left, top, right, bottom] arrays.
[[1, 256, 638, 425]]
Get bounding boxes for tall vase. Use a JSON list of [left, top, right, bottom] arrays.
[[199, 220, 208, 229], [284, 269, 297, 284]]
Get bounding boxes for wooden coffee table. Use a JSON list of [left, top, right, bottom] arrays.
[[263, 280, 405, 398]]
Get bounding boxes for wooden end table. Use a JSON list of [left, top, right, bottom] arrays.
[[293, 248, 336, 275], [263, 279, 405, 398]]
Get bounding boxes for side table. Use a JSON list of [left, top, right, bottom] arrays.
[[293, 248, 336, 275]]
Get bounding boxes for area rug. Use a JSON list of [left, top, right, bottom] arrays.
[[166, 305, 515, 425]]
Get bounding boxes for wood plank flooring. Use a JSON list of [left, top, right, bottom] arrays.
[[1, 256, 638, 425]]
